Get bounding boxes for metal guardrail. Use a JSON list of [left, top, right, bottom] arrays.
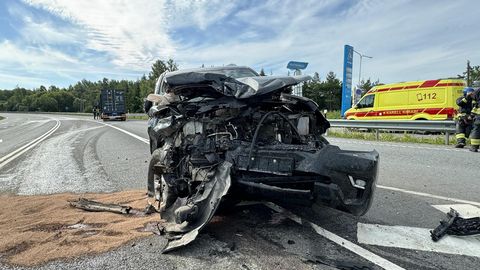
[[127, 113, 146, 117], [327, 120, 456, 145]]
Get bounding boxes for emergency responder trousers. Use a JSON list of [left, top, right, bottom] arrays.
[[469, 115, 480, 151], [455, 116, 473, 146]]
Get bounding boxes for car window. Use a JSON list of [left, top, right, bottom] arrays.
[[154, 74, 167, 95], [357, 94, 375, 108]]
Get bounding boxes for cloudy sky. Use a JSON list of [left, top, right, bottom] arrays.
[[0, 0, 479, 89]]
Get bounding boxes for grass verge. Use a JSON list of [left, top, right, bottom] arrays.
[[325, 110, 341, 119], [327, 129, 457, 145], [127, 115, 149, 120]]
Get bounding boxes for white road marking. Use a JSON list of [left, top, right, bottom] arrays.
[[377, 185, 480, 207], [95, 122, 149, 144], [328, 138, 465, 152], [0, 120, 61, 169], [263, 202, 405, 270], [432, 204, 480, 218], [357, 223, 480, 258], [0, 139, 2, 143]]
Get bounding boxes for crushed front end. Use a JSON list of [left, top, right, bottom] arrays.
[[145, 70, 379, 251]]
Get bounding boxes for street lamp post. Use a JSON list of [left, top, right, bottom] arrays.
[[353, 50, 373, 84]]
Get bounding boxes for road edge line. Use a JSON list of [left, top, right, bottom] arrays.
[[377, 185, 480, 207], [263, 202, 405, 270], [0, 120, 61, 169], [95, 122, 149, 144]]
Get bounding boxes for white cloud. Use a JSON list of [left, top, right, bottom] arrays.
[[173, 0, 480, 84], [0, 40, 143, 89], [166, 0, 238, 30], [3, 0, 479, 89], [0, 40, 78, 69], [0, 72, 51, 89], [20, 17, 80, 45], [23, 0, 175, 70]]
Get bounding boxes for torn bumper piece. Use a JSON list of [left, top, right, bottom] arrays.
[[431, 208, 480, 241], [233, 145, 379, 216], [160, 162, 232, 253]]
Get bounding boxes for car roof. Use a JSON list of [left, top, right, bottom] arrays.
[[165, 66, 259, 76]]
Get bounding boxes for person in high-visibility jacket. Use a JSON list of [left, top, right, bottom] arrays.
[[469, 87, 480, 152], [455, 87, 475, 148]]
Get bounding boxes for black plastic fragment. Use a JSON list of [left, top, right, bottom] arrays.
[[431, 208, 480, 241]]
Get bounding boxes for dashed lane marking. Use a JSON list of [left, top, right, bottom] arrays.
[[357, 223, 480, 258], [0, 119, 61, 170], [264, 202, 405, 270]]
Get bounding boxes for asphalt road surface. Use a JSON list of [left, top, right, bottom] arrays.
[[1, 113, 479, 270]]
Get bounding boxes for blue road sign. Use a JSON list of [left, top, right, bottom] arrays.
[[341, 45, 354, 117], [287, 61, 308, 70]]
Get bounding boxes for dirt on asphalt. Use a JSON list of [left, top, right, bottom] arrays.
[[0, 190, 160, 266]]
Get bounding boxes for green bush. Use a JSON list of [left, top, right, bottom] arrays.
[[325, 110, 341, 119]]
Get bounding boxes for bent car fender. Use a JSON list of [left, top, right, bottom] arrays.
[[161, 161, 232, 252]]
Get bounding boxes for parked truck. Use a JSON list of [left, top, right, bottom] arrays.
[[100, 89, 126, 121]]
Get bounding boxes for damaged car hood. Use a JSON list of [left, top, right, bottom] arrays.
[[163, 71, 311, 99]]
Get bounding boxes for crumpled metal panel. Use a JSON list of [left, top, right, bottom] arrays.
[[161, 161, 232, 252], [164, 71, 311, 99]]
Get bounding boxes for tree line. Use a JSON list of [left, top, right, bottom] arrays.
[[3, 58, 473, 114], [302, 71, 379, 111], [0, 59, 178, 113]]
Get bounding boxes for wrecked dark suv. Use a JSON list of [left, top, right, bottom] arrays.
[[145, 66, 379, 251]]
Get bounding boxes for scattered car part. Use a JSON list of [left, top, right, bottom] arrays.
[[431, 208, 480, 241], [146, 66, 379, 252], [69, 198, 132, 215]]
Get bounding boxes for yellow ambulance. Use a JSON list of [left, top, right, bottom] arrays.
[[344, 79, 465, 120]]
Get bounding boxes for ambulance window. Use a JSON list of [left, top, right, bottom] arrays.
[[358, 94, 375, 108]]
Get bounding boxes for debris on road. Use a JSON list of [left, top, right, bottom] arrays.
[[69, 198, 132, 214], [431, 208, 480, 241], [0, 190, 159, 266]]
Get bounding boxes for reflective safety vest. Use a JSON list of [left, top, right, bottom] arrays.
[[472, 89, 480, 115]]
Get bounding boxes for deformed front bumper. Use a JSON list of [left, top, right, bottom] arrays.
[[230, 144, 379, 216]]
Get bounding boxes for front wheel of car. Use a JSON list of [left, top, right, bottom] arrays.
[[147, 148, 177, 212]]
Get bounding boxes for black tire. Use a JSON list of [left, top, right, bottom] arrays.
[[147, 150, 159, 197], [149, 139, 155, 154]]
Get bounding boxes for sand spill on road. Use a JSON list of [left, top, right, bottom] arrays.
[[0, 190, 160, 266]]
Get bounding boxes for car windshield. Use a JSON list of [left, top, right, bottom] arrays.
[[356, 94, 375, 108]]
